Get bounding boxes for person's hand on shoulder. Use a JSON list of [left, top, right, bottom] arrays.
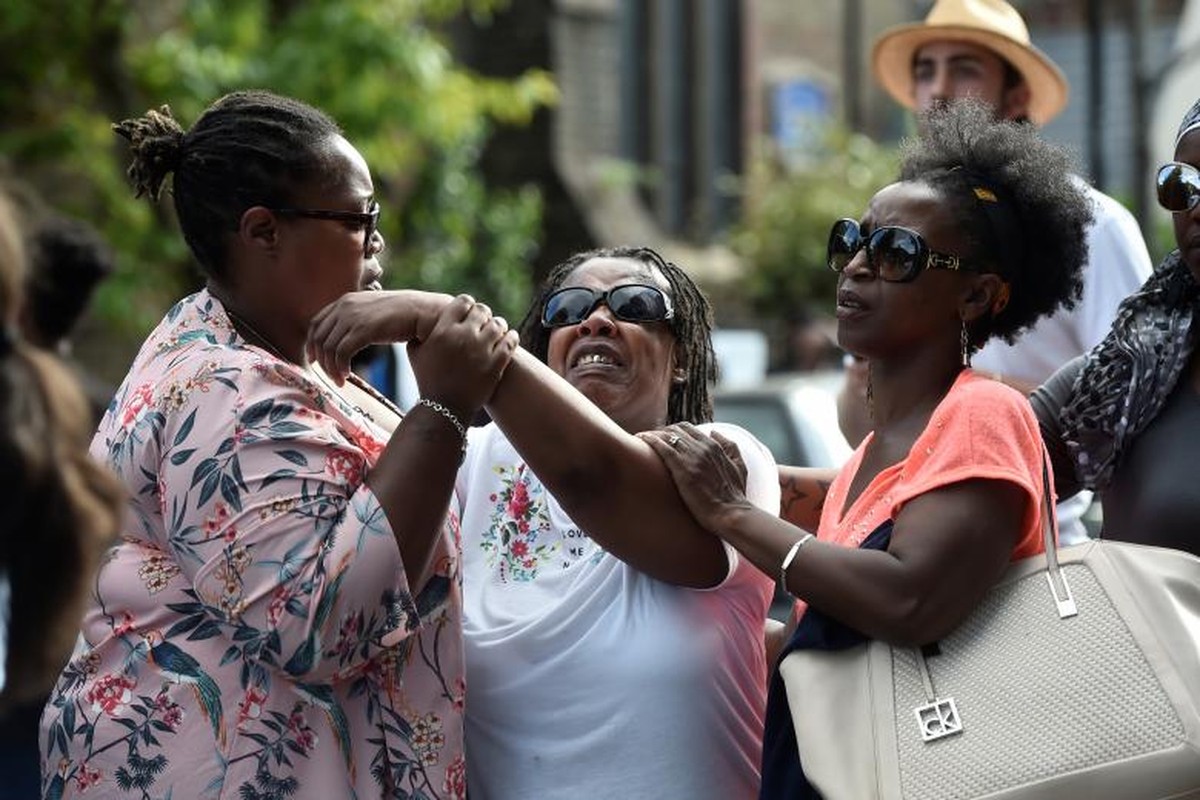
[[639, 422, 754, 532]]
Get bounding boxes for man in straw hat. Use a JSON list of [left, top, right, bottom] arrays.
[[850, 0, 1153, 543]]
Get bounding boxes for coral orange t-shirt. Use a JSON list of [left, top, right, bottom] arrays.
[[819, 369, 1052, 560]]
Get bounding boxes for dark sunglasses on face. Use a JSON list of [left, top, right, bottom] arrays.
[[271, 200, 382, 257], [541, 283, 675, 328], [1156, 162, 1200, 213], [827, 218, 975, 283]]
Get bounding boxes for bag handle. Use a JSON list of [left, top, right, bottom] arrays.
[[1040, 455, 1077, 619]]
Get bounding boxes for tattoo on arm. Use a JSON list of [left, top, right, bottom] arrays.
[[780, 476, 831, 529]]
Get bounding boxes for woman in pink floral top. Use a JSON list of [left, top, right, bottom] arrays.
[[39, 92, 515, 799]]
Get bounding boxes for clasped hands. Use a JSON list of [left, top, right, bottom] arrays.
[[306, 290, 518, 425]]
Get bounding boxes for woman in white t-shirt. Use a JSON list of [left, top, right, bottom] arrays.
[[459, 248, 778, 799], [309, 246, 780, 799]]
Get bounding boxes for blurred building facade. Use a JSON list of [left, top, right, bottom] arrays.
[[458, 1, 1191, 287]]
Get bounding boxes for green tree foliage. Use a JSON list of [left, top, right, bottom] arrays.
[[0, 0, 556, 330], [731, 126, 899, 321]]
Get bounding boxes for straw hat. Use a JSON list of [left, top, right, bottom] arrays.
[[871, 0, 1068, 125]]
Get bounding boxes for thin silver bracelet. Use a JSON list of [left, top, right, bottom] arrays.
[[415, 398, 468, 453], [780, 533, 815, 596]]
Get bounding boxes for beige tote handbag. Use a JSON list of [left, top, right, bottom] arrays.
[[780, 485, 1200, 800]]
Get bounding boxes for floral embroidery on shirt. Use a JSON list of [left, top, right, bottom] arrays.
[[481, 464, 556, 581]]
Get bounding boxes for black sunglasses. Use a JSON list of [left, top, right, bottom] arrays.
[[271, 200, 381, 257], [541, 283, 674, 328], [1156, 162, 1200, 213], [827, 218, 975, 283]]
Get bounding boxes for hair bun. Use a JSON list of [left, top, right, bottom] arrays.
[[112, 105, 186, 200]]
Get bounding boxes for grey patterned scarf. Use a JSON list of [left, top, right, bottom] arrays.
[[1059, 252, 1199, 489]]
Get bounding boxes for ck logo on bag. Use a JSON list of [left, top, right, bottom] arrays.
[[915, 697, 962, 742]]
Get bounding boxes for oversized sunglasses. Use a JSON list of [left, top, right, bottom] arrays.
[[271, 200, 381, 257], [541, 283, 674, 328], [827, 218, 975, 283], [1156, 162, 1200, 212]]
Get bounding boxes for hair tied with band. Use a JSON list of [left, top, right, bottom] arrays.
[[112, 104, 185, 201], [975, 179, 1013, 315]]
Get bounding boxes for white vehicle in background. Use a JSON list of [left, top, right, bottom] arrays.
[[710, 328, 851, 467], [712, 370, 852, 471], [711, 329, 771, 389]]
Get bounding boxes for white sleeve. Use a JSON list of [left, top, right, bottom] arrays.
[[1075, 187, 1153, 351], [695, 422, 780, 592], [700, 422, 781, 517]]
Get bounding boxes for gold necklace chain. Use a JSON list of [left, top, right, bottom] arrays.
[[220, 303, 403, 425]]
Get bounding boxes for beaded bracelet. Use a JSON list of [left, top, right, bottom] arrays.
[[780, 533, 815, 596], [415, 398, 468, 454]]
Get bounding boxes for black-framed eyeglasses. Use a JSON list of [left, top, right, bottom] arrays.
[[827, 218, 976, 283], [1156, 162, 1200, 213], [271, 200, 381, 257], [541, 283, 674, 328]]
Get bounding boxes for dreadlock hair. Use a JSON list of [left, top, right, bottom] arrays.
[[0, 189, 122, 709], [518, 246, 716, 425], [113, 91, 342, 279], [901, 100, 1092, 349]]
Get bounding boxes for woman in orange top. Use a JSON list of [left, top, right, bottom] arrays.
[[642, 101, 1093, 796]]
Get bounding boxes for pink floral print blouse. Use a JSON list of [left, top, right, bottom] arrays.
[[40, 290, 466, 799]]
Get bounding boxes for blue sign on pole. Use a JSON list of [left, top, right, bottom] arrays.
[[772, 79, 832, 167]]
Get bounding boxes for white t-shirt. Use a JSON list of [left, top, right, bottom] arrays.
[[456, 422, 779, 800], [974, 178, 1152, 544]]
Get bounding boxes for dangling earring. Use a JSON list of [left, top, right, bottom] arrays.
[[960, 319, 972, 367]]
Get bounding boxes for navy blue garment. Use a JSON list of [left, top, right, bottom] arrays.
[[759, 521, 893, 800]]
